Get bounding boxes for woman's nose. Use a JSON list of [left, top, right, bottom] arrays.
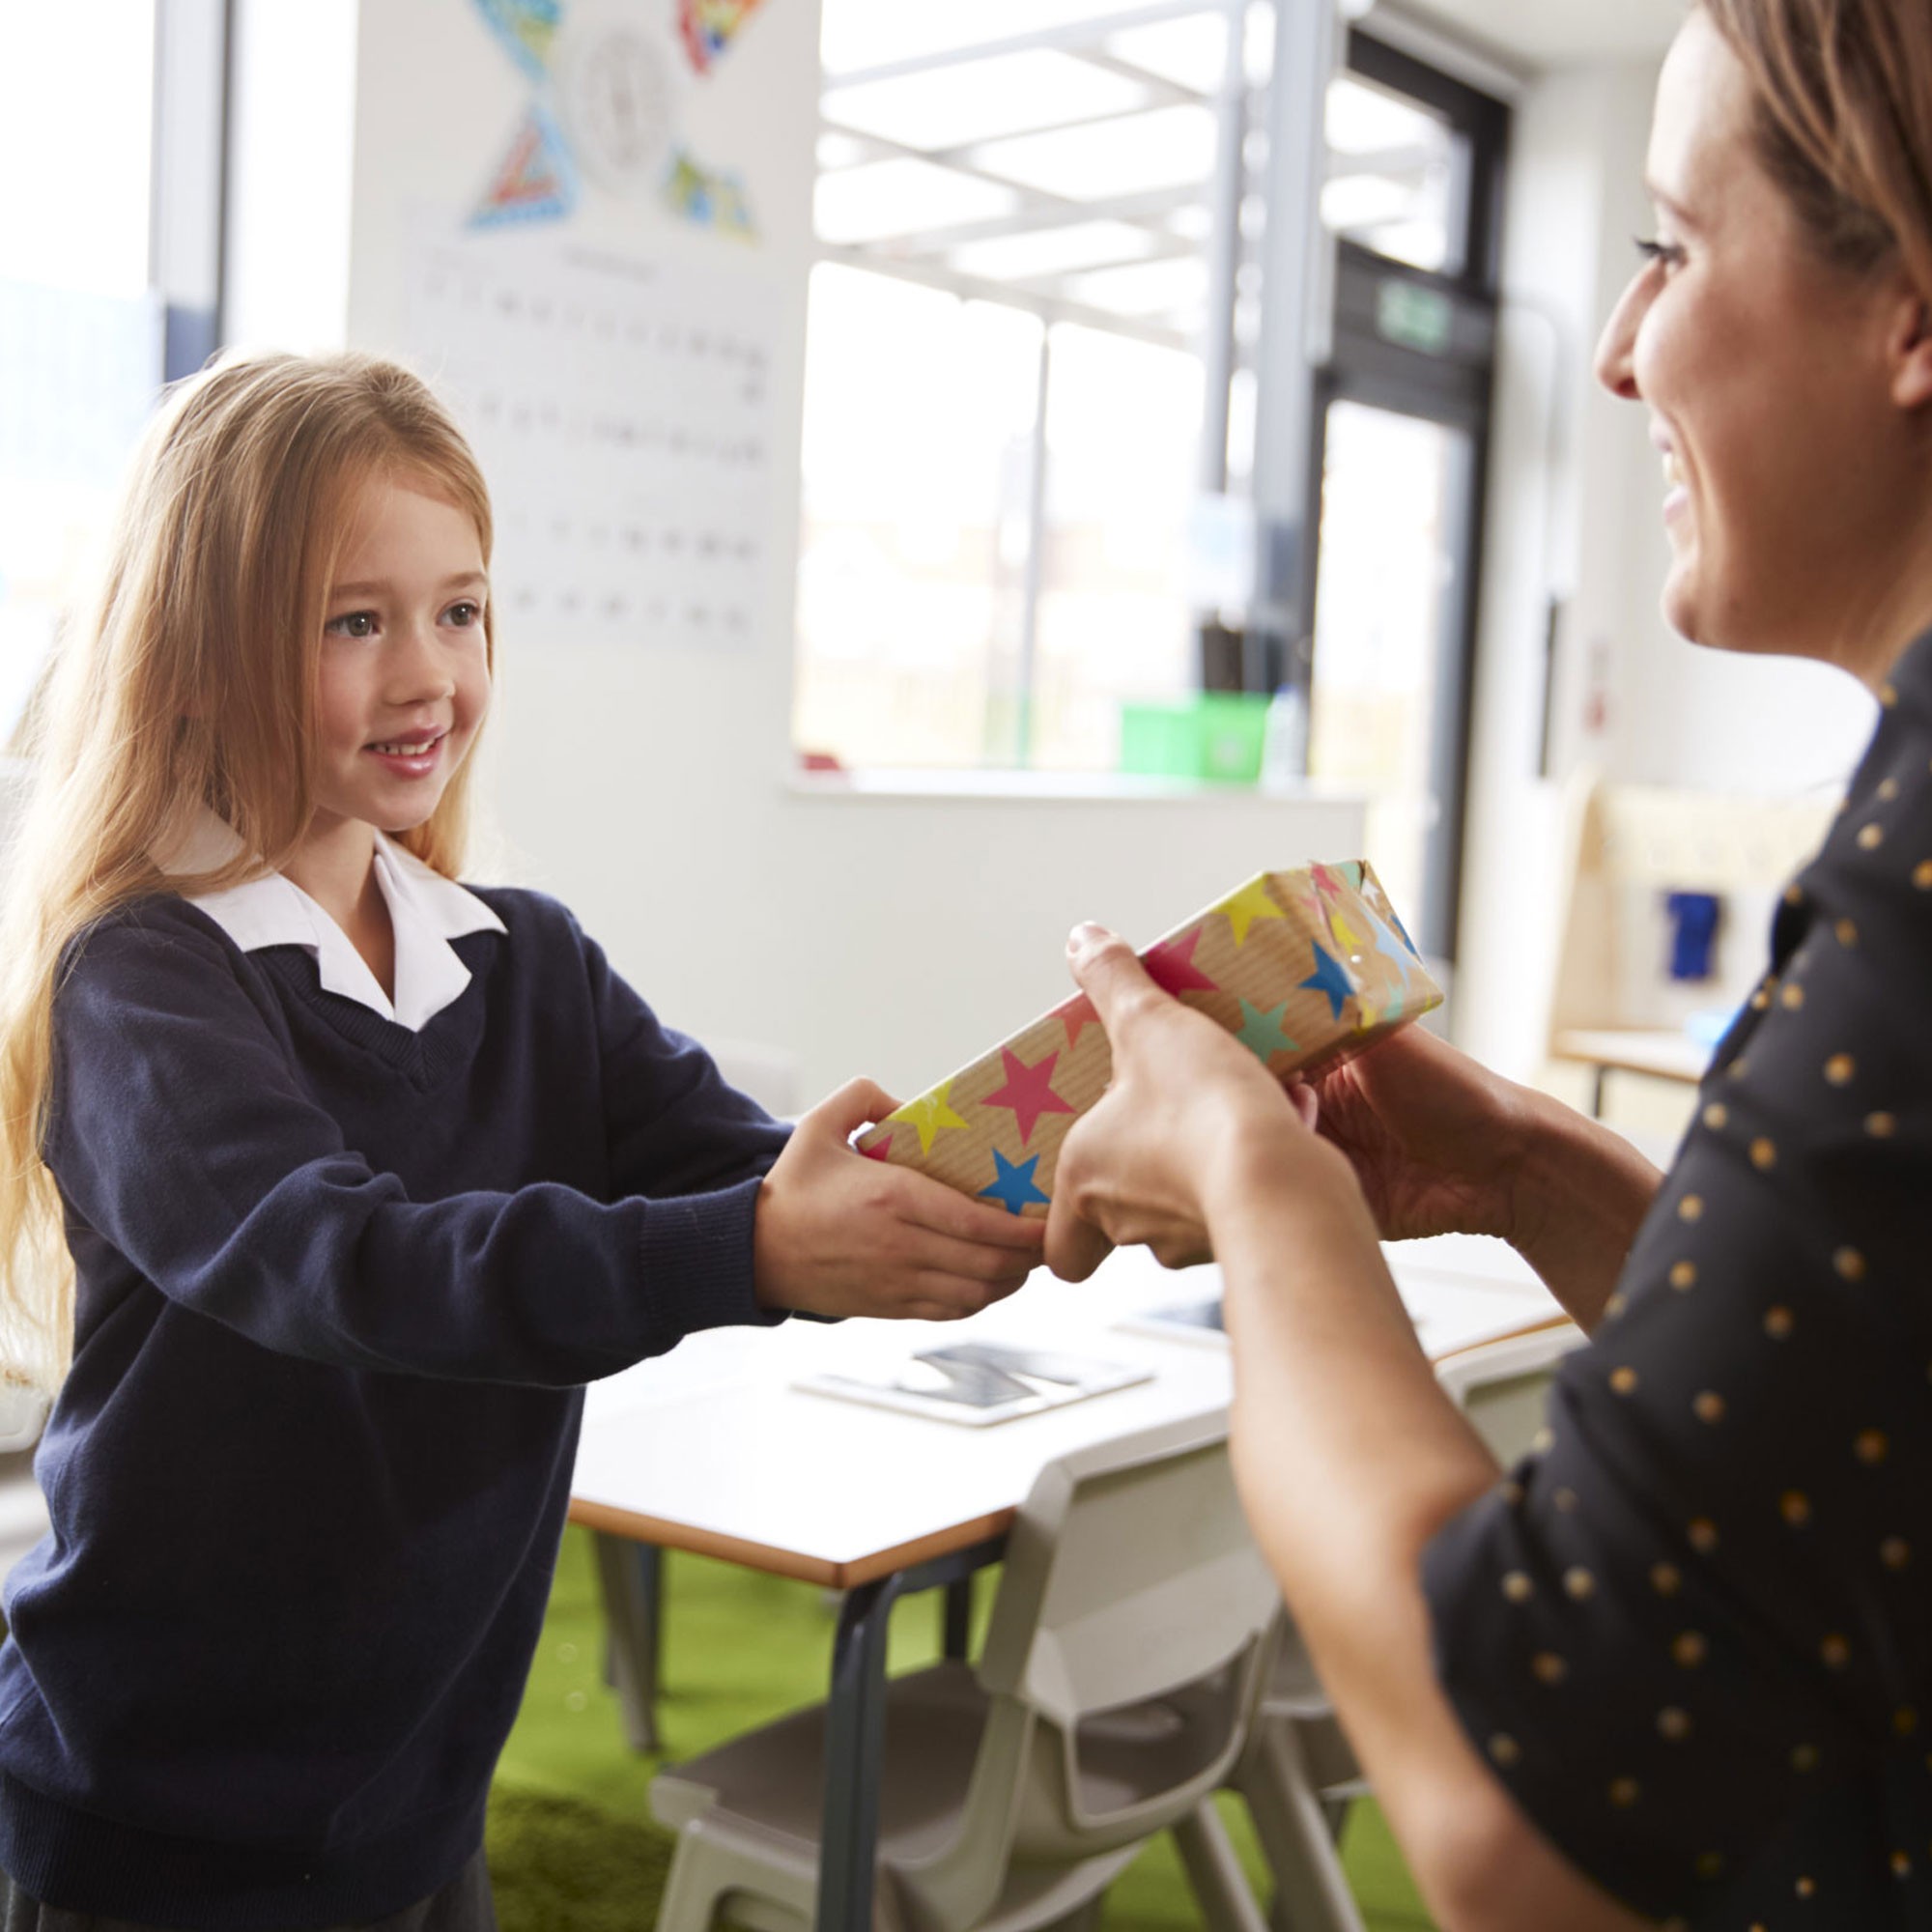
[[1594, 274, 1644, 400]]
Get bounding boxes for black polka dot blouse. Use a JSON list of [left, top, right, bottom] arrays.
[[1423, 632, 1932, 1929]]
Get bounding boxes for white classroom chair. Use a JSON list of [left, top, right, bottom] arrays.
[[648, 1412, 1282, 1932], [1206, 1320, 1588, 1932]]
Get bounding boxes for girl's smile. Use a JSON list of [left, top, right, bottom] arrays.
[[309, 474, 492, 846]]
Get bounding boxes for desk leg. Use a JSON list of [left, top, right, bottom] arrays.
[[594, 1534, 664, 1753], [818, 1577, 897, 1932], [1590, 1065, 1608, 1120], [941, 1577, 972, 1661], [815, 1538, 1006, 1932]]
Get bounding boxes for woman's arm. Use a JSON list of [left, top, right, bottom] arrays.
[[1205, 1145, 1648, 1932], [1304, 1023, 1664, 1333], [1047, 929, 1649, 1932]]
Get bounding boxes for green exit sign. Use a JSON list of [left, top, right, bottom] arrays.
[[1377, 279, 1455, 355]]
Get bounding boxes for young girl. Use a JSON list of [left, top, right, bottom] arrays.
[[0, 351, 1043, 1928]]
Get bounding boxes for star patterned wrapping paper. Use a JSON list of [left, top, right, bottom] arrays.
[[853, 861, 1441, 1216]]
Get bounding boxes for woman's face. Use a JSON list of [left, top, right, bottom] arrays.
[[1594, 9, 1924, 678]]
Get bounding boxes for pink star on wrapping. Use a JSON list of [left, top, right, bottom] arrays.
[[859, 1130, 894, 1162], [1055, 994, 1099, 1049], [1310, 863, 1350, 906], [981, 1047, 1078, 1146], [1144, 926, 1219, 997]]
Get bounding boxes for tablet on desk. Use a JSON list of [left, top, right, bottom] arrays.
[[1115, 1298, 1227, 1346], [795, 1341, 1152, 1428]]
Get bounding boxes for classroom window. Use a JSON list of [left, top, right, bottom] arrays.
[[796, 1, 1260, 775], [0, 1, 168, 744]]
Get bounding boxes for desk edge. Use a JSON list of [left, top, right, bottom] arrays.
[[567, 1497, 1019, 1590]]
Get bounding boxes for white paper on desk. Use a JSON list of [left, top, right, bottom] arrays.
[[1119, 1274, 1561, 1364], [796, 1341, 1152, 1429]]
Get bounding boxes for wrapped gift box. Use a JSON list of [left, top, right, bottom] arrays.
[[854, 861, 1441, 1216]]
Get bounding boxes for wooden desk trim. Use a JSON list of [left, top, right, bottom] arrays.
[[1430, 1313, 1579, 1369], [567, 1496, 1019, 1590]]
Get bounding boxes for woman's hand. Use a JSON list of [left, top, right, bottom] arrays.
[[1298, 1023, 1534, 1243], [1045, 923, 1352, 1283], [753, 1078, 1045, 1320]]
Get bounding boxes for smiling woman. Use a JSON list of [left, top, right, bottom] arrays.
[[1039, 4, 1932, 1929], [1594, 4, 1932, 678]]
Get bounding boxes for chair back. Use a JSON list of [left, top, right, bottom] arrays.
[[977, 1411, 1276, 1729], [892, 1413, 1278, 1929]]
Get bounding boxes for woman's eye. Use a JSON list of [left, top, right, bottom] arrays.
[[1634, 236, 1686, 270], [326, 611, 379, 639]]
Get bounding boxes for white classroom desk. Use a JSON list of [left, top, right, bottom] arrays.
[[567, 1234, 1568, 1932], [572, 1233, 1559, 1584]]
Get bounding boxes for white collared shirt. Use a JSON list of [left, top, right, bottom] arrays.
[[164, 813, 506, 1033]]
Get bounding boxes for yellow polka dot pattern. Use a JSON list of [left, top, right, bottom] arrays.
[[1428, 716, 1932, 1924]]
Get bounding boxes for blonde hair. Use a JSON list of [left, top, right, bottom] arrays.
[[0, 351, 495, 1386], [1702, 0, 1932, 296]]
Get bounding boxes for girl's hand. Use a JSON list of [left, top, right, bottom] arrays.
[[1298, 1023, 1533, 1243], [1045, 924, 1351, 1283], [753, 1079, 1045, 1320]]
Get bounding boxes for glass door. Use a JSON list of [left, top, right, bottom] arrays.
[[1306, 394, 1475, 954]]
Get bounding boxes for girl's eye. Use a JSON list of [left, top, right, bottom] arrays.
[[444, 600, 484, 628], [326, 611, 379, 639], [1634, 236, 1686, 270]]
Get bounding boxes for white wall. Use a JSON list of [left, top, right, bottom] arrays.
[[214, 0, 1367, 1106], [1455, 52, 1877, 1083]]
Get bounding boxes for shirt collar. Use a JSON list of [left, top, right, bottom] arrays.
[[163, 811, 505, 1033]]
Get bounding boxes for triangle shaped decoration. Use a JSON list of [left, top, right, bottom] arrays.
[[470, 106, 580, 228]]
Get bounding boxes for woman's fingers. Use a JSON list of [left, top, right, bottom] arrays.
[[1045, 1202, 1115, 1283], [1066, 922, 1165, 1030]]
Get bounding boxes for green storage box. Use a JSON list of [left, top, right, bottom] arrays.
[[1119, 694, 1270, 784]]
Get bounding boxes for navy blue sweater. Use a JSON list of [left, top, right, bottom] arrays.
[[0, 888, 790, 1926]]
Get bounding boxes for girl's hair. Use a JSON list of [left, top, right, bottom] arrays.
[[1701, 0, 1932, 295], [0, 351, 494, 1386]]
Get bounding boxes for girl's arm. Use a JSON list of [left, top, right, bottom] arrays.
[[50, 909, 1024, 1386], [583, 921, 1043, 1321]]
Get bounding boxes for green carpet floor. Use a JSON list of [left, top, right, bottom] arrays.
[[487, 1526, 1435, 1930]]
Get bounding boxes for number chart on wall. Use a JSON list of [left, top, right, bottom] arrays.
[[407, 233, 778, 651]]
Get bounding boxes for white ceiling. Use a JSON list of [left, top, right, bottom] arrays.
[[1388, 0, 1686, 71]]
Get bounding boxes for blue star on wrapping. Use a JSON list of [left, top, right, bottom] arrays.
[[1299, 941, 1356, 1022], [1236, 999, 1300, 1065], [1368, 912, 1414, 1020], [980, 1149, 1050, 1216]]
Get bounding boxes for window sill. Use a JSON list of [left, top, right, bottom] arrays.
[[785, 767, 1365, 806]]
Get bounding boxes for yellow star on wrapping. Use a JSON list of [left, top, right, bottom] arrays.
[[1214, 875, 1289, 946], [1328, 910, 1363, 953], [889, 1081, 971, 1155]]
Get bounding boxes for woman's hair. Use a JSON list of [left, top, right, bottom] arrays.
[[1701, 0, 1932, 294], [0, 351, 494, 1386]]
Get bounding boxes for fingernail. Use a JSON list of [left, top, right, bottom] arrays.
[[1067, 921, 1109, 953]]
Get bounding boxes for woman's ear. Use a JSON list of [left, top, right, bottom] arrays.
[[1889, 285, 1932, 411]]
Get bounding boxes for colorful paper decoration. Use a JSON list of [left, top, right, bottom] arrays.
[[678, 0, 765, 71], [475, 0, 564, 80], [470, 107, 581, 228], [468, 0, 763, 237], [855, 862, 1442, 1216]]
